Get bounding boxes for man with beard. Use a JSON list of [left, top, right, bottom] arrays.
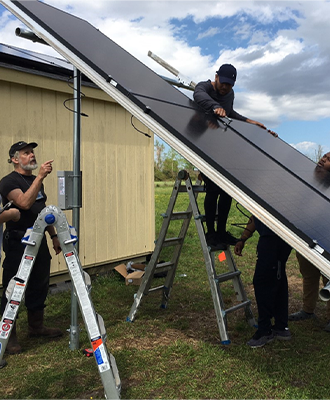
[[0, 141, 62, 355], [289, 152, 330, 330]]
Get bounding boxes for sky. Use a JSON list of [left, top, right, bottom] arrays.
[[0, 0, 330, 159]]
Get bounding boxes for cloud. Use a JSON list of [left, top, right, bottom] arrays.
[[290, 141, 329, 159], [291, 141, 319, 152], [197, 27, 220, 40], [1, 0, 330, 132]]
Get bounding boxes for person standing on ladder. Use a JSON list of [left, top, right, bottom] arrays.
[[193, 64, 277, 248], [0, 141, 63, 355]]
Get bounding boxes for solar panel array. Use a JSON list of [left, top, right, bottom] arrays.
[[5, 0, 330, 267]]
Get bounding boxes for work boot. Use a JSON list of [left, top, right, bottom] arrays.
[[28, 309, 63, 338], [6, 322, 22, 355]]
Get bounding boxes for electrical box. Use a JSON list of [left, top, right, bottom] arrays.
[[57, 171, 82, 210]]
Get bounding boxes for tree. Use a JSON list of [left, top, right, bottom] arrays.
[[154, 139, 165, 170], [313, 145, 324, 162], [162, 148, 180, 180]]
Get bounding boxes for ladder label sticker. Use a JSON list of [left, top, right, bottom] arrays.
[[20, 256, 35, 281], [11, 283, 26, 303], [65, 251, 100, 338], [0, 330, 9, 339], [4, 303, 19, 321], [93, 342, 110, 372], [0, 318, 13, 338], [91, 337, 102, 351], [1, 323, 11, 332]]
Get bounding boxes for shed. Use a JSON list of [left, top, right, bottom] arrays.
[[0, 43, 155, 286]]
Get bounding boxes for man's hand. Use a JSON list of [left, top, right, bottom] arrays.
[[213, 107, 227, 117], [38, 160, 54, 179], [234, 240, 245, 256], [267, 129, 278, 137]]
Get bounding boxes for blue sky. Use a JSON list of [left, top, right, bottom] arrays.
[[1, 1, 330, 160]]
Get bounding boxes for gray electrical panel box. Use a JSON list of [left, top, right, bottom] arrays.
[[57, 171, 82, 210]]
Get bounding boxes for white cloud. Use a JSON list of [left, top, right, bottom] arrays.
[[197, 27, 220, 40], [291, 141, 319, 152]]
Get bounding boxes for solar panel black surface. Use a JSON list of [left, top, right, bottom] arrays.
[[7, 0, 330, 264]]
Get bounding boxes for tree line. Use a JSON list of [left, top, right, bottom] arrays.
[[154, 139, 195, 181]]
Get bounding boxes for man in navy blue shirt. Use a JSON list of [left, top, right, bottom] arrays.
[[194, 64, 277, 248]]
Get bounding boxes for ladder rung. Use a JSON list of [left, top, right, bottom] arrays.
[[224, 300, 251, 315], [163, 237, 183, 247], [170, 211, 191, 220], [215, 270, 241, 283], [155, 261, 175, 272], [178, 185, 205, 193], [147, 285, 165, 293]]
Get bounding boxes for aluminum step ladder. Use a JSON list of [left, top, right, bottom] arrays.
[[127, 170, 256, 344], [0, 205, 120, 399]]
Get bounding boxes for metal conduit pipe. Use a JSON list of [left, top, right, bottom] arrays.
[[319, 281, 330, 301], [15, 27, 48, 45]]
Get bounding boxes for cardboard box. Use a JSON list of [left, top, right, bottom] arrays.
[[114, 263, 145, 285]]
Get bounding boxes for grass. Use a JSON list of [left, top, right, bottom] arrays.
[[1, 179, 330, 399]]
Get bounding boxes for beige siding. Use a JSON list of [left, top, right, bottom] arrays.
[[0, 67, 155, 283]]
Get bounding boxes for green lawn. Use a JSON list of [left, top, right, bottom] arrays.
[[1, 181, 330, 399]]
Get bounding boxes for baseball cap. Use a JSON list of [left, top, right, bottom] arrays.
[[216, 64, 237, 86], [8, 141, 38, 162]]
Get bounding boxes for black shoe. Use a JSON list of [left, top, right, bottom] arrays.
[[205, 232, 218, 247], [205, 232, 227, 250], [217, 231, 239, 246], [247, 330, 274, 348]]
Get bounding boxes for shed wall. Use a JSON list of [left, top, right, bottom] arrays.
[[0, 66, 155, 283]]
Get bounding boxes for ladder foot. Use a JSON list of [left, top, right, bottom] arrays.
[[160, 304, 167, 309], [221, 339, 231, 345], [0, 359, 7, 369], [126, 317, 133, 323]]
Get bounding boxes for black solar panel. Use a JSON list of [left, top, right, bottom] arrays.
[[6, 0, 330, 267]]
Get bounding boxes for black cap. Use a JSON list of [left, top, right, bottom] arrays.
[[216, 64, 237, 86], [8, 141, 38, 162]]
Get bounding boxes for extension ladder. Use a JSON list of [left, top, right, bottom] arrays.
[[0, 206, 120, 399], [127, 170, 256, 344]]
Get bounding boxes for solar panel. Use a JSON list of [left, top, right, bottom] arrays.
[[2, 0, 330, 276]]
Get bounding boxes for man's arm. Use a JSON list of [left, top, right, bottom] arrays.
[[46, 225, 62, 255], [234, 216, 256, 256], [0, 208, 20, 224], [7, 160, 53, 210], [193, 81, 221, 113], [245, 119, 278, 137]]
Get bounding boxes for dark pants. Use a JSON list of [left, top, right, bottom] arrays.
[[1, 233, 51, 315], [253, 235, 292, 334], [201, 174, 232, 235]]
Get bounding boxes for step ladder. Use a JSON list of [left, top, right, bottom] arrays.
[[127, 170, 256, 344], [0, 205, 120, 399]]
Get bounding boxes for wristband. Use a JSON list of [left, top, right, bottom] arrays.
[[50, 234, 58, 239]]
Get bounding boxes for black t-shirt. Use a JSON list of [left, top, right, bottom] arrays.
[[0, 171, 47, 231]]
